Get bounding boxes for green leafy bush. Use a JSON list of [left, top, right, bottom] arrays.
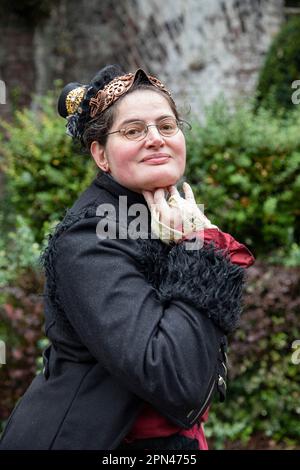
[[256, 16, 300, 112], [0, 89, 97, 243], [185, 99, 300, 261], [0, 214, 41, 288], [206, 262, 300, 449], [0, 269, 46, 430]]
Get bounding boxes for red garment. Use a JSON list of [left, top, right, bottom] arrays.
[[182, 228, 255, 268], [122, 229, 254, 449], [123, 403, 209, 450]]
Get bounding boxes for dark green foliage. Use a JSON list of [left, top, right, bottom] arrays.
[[206, 262, 300, 449], [256, 16, 300, 112], [0, 90, 97, 244], [185, 99, 300, 264], [0, 269, 46, 429]]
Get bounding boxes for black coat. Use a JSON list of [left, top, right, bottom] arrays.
[[0, 172, 245, 450]]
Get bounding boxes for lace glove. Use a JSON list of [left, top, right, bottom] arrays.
[[149, 182, 218, 244]]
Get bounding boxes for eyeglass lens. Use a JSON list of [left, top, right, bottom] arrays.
[[124, 117, 179, 140]]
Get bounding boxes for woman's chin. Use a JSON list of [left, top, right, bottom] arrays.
[[142, 172, 182, 191]]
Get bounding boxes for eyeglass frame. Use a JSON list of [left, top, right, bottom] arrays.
[[103, 117, 192, 141]]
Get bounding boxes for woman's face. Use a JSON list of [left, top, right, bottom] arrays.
[[90, 89, 186, 193]]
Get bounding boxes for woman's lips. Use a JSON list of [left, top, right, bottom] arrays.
[[141, 154, 171, 164]]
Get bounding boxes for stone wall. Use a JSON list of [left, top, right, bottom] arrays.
[[0, 0, 284, 120]]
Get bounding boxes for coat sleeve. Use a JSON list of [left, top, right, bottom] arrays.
[[53, 216, 242, 414]]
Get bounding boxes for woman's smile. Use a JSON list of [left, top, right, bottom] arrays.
[[141, 153, 171, 164]]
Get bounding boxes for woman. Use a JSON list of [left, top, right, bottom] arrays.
[[0, 65, 254, 450]]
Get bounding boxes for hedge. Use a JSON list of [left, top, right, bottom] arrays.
[[256, 16, 300, 112]]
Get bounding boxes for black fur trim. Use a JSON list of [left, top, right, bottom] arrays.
[[135, 238, 245, 334], [134, 238, 171, 294], [39, 204, 98, 330]]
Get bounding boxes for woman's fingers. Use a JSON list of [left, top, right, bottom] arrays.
[[153, 188, 169, 209], [144, 183, 216, 233], [142, 190, 154, 208], [168, 185, 180, 195], [182, 182, 196, 202], [143, 189, 169, 215], [166, 185, 182, 209], [153, 188, 183, 228]]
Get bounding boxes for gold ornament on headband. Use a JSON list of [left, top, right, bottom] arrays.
[[66, 86, 86, 115], [89, 70, 172, 119]]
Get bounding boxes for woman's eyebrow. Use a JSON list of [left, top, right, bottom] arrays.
[[118, 114, 174, 127]]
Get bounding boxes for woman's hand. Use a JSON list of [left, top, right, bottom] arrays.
[[142, 182, 218, 243], [142, 186, 184, 231]]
